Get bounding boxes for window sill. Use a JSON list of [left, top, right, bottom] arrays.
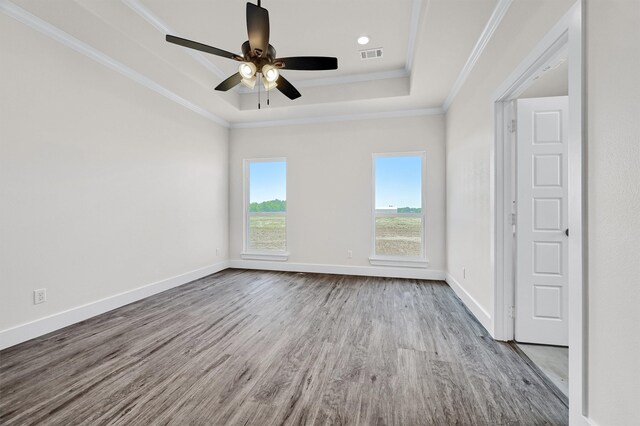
[[241, 252, 289, 261], [368, 257, 429, 268]]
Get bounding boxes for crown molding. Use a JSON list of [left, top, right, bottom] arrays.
[[229, 107, 444, 129], [442, 0, 513, 111], [405, 0, 424, 74], [0, 0, 230, 128], [121, 0, 227, 80]]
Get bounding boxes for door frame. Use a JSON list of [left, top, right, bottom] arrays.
[[489, 1, 587, 422]]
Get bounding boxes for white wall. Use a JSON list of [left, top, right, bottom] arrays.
[[586, 1, 640, 423], [445, 0, 574, 320], [229, 115, 446, 274], [0, 14, 229, 334]]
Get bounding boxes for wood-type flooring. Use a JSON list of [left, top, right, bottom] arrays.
[[0, 269, 568, 425]]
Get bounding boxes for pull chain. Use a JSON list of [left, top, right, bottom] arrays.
[[258, 74, 261, 109]]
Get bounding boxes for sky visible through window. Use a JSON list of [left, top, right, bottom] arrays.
[[249, 161, 286, 203], [248, 158, 420, 209], [375, 156, 422, 209]]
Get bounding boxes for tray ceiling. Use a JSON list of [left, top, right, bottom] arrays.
[[4, 0, 500, 125]]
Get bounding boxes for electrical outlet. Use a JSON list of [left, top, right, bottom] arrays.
[[216, 248, 219, 256], [34, 288, 47, 304], [463, 267, 466, 279], [347, 250, 353, 259]]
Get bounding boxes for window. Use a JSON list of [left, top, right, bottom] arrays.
[[371, 153, 426, 265], [244, 159, 287, 259]]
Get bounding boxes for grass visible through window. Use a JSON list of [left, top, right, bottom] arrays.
[[375, 216, 422, 257], [249, 216, 286, 251]]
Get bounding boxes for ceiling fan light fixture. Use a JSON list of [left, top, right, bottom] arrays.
[[238, 62, 257, 78], [261, 76, 278, 91], [241, 76, 257, 89], [357, 35, 370, 45], [262, 64, 279, 83]]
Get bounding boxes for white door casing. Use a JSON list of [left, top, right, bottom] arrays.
[[515, 96, 569, 346]]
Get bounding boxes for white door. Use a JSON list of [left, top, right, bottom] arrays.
[[515, 96, 569, 346]]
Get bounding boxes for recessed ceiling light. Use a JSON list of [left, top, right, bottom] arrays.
[[357, 35, 370, 45]]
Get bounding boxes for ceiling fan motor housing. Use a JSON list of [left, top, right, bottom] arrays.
[[241, 41, 277, 66]]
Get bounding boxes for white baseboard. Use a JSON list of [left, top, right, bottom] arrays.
[[1, 262, 492, 351], [0, 261, 230, 350], [579, 416, 598, 426], [445, 273, 492, 335], [229, 259, 446, 281]]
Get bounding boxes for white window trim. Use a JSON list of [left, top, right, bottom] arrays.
[[369, 257, 429, 268], [242, 158, 289, 261], [369, 151, 428, 267]]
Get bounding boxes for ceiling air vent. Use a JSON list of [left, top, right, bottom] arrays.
[[359, 47, 383, 60]]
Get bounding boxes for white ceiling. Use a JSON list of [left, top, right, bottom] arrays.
[[142, 0, 414, 80], [7, 0, 499, 125]]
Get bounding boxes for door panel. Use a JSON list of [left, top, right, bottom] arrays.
[[533, 198, 562, 230], [533, 155, 562, 187], [533, 285, 562, 318], [515, 96, 569, 346]]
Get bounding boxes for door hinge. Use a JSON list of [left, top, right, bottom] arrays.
[[508, 306, 516, 318], [510, 119, 517, 133], [511, 213, 517, 225]]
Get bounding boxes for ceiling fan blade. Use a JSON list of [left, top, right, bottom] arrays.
[[215, 73, 243, 91], [246, 2, 269, 57], [276, 75, 301, 100], [166, 35, 240, 60], [275, 56, 338, 71]]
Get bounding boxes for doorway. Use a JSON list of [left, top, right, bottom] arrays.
[[490, 1, 586, 422]]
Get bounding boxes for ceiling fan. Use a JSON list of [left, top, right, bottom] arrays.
[[166, 0, 338, 103]]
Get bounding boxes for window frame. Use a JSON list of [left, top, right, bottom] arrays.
[[241, 157, 288, 261], [369, 151, 428, 268]]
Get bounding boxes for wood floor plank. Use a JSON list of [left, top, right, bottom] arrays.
[[0, 269, 568, 425]]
